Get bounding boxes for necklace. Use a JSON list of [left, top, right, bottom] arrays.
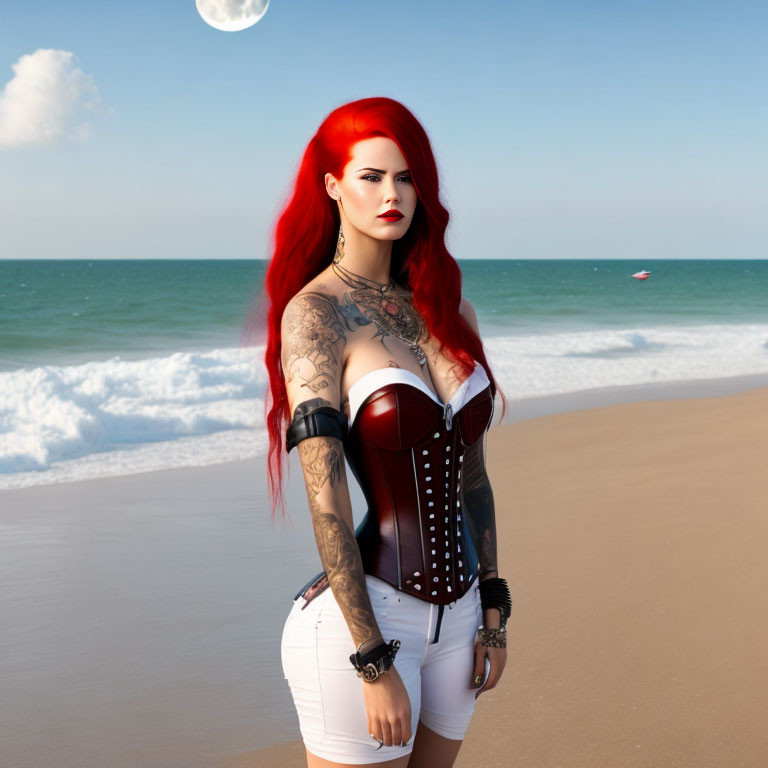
[[331, 262, 428, 367], [332, 259, 393, 294]]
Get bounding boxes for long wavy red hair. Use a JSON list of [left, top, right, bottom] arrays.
[[243, 96, 506, 525]]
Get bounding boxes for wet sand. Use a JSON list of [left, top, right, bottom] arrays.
[[2, 377, 767, 767]]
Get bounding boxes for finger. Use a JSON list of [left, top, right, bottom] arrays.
[[380, 720, 393, 747], [483, 663, 499, 690], [391, 719, 404, 748], [477, 663, 506, 696], [484, 651, 508, 690], [475, 661, 492, 698], [484, 668, 503, 691], [401, 713, 412, 746], [471, 645, 486, 688]]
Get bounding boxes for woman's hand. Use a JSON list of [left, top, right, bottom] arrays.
[[471, 607, 508, 699], [361, 663, 412, 748]]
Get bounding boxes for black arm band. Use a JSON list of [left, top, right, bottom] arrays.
[[285, 399, 349, 453]]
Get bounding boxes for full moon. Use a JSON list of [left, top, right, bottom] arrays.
[[196, 0, 269, 31]]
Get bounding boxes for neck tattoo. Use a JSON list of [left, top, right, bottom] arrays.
[[331, 227, 427, 366]]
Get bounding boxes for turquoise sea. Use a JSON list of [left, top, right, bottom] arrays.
[[2, 258, 768, 488]]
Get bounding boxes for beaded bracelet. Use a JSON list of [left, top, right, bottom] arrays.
[[478, 627, 507, 648]]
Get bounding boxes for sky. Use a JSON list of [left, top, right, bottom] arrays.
[[0, 0, 766, 260]]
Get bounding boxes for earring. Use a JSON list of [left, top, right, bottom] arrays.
[[333, 224, 345, 264]]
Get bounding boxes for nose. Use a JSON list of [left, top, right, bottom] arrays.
[[383, 177, 400, 205]]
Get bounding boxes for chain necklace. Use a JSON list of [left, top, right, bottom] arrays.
[[331, 259, 428, 367], [332, 258, 393, 294]]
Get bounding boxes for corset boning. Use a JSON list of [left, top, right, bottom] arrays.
[[344, 365, 494, 606]]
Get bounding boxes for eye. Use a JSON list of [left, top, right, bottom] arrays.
[[361, 174, 413, 183]]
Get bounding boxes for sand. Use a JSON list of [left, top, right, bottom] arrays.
[[225, 383, 768, 767], [2, 378, 766, 768]]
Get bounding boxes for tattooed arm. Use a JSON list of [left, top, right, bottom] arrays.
[[461, 435, 498, 584], [281, 291, 385, 655], [458, 297, 501, 626]]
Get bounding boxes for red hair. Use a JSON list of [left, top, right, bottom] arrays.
[[243, 96, 506, 525]]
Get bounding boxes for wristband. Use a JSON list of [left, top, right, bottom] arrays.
[[349, 639, 401, 682], [478, 576, 512, 630]]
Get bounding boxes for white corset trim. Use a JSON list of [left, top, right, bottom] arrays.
[[347, 362, 491, 427]]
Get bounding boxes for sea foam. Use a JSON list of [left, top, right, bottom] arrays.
[[2, 323, 768, 489]]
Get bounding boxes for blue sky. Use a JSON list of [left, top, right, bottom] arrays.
[[1, 0, 766, 260]]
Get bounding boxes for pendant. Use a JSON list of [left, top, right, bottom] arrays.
[[411, 344, 427, 366]]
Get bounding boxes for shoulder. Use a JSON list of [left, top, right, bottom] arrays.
[[281, 284, 350, 412], [459, 297, 480, 336], [282, 268, 342, 326], [282, 288, 340, 328], [280, 270, 347, 330], [281, 288, 349, 359]]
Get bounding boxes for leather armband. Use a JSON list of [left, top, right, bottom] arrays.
[[285, 398, 349, 453]]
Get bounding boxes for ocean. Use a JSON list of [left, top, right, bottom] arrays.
[[2, 258, 768, 490]]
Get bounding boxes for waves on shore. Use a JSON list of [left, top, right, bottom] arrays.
[[3, 323, 768, 489]]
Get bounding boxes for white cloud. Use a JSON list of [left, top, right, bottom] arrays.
[[0, 49, 101, 149]]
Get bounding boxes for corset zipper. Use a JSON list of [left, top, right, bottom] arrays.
[[444, 402, 453, 431]]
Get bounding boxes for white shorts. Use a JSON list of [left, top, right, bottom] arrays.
[[281, 573, 483, 764]]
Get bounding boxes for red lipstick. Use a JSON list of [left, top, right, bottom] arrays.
[[378, 209, 404, 222]]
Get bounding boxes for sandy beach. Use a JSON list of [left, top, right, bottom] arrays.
[[2, 377, 767, 767], [226, 380, 768, 768]]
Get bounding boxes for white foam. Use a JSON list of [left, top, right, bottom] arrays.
[[484, 323, 768, 398], [0, 347, 268, 489], [2, 323, 768, 489]]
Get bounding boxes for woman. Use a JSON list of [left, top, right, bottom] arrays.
[[261, 97, 512, 767]]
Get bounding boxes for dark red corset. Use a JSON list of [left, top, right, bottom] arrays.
[[344, 363, 494, 605]]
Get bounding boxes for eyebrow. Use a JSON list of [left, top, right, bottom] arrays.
[[356, 167, 411, 175]]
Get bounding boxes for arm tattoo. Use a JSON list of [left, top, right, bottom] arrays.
[[296, 427, 344, 492], [282, 292, 353, 394], [461, 437, 499, 581], [297, 437, 384, 652], [284, 287, 427, 652]]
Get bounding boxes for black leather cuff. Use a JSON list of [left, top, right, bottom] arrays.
[[478, 577, 513, 630], [285, 399, 349, 453], [349, 639, 401, 682]]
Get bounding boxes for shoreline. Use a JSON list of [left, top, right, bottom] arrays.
[[504, 370, 768, 422], [3, 371, 768, 494], [2, 377, 767, 767]]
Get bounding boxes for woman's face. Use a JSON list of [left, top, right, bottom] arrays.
[[326, 137, 418, 242]]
